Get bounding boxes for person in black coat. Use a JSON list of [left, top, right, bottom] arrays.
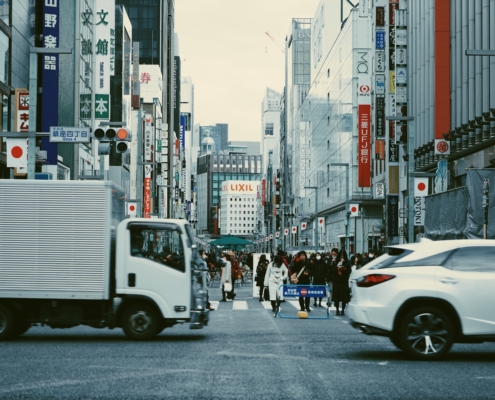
[[255, 254, 269, 302], [292, 251, 312, 312], [311, 252, 328, 307], [330, 249, 352, 316]]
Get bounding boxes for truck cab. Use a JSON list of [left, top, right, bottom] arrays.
[[116, 219, 209, 336]]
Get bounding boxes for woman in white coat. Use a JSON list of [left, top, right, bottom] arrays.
[[219, 253, 232, 302], [264, 255, 288, 315]]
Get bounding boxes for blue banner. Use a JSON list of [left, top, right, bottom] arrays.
[[282, 285, 326, 298], [180, 115, 185, 149], [376, 30, 385, 50], [41, 0, 60, 165]]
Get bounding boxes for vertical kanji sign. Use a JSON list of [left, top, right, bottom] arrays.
[[358, 104, 371, 187], [15, 89, 29, 132], [41, 0, 60, 165]]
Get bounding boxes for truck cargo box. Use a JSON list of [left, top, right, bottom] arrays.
[[0, 180, 125, 300]]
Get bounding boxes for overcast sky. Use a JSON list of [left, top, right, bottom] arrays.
[[175, 0, 322, 142]]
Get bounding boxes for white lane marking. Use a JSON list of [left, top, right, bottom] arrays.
[[232, 301, 248, 310], [342, 320, 349, 324], [0, 370, 198, 394], [261, 301, 273, 309], [476, 377, 495, 380], [217, 351, 308, 361]]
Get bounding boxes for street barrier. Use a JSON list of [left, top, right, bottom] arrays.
[[277, 284, 331, 319]]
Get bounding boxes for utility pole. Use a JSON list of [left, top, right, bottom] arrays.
[[331, 163, 350, 254], [304, 186, 318, 252]]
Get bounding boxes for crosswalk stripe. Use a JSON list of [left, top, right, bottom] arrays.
[[210, 299, 337, 311], [232, 301, 248, 310]]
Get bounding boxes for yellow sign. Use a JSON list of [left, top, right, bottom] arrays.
[[389, 71, 396, 93]]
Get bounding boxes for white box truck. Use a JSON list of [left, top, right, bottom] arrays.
[[0, 180, 209, 340]]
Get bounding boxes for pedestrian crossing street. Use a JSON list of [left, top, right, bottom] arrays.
[[210, 299, 338, 312]]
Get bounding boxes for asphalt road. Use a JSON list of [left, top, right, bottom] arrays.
[[1, 284, 495, 399]]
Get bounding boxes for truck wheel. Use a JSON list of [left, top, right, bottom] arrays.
[[122, 303, 161, 340], [0, 305, 15, 340], [398, 306, 454, 361]]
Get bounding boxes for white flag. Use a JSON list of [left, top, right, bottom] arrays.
[[291, 226, 297, 234], [414, 177, 429, 197], [350, 204, 359, 217], [284, 229, 289, 236], [301, 222, 307, 230], [7, 139, 28, 168], [318, 217, 325, 233], [127, 202, 137, 216]]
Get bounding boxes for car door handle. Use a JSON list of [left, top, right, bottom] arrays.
[[439, 277, 458, 284]]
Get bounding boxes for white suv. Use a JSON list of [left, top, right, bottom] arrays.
[[347, 239, 495, 360]]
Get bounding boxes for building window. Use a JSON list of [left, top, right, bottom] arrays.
[[265, 123, 274, 135], [327, 188, 329, 197]]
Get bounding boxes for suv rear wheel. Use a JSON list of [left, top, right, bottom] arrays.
[[398, 306, 454, 360]]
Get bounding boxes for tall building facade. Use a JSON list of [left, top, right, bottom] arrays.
[[298, 7, 381, 253], [261, 87, 282, 249], [220, 180, 261, 236], [197, 153, 262, 234]]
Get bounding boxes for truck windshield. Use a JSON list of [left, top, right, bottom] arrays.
[[130, 226, 185, 272]]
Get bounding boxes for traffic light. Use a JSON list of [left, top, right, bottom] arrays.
[[94, 127, 117, 141], [115, 128, 130, 153]]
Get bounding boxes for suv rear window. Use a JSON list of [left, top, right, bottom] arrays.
[[363, 248, 412, 270]]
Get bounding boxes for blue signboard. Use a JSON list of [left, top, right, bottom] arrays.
[[41, 0, 60, 165], [282, 285, 326, 298], [180, 115, 185, 149], [376, 30, 386, 50]]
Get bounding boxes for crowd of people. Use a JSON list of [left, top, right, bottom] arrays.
[[199, 247, 381, 316]]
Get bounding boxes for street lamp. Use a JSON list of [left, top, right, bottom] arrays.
[[386, 116, 414, 243], [303, 186, 319, 252], [330, 163, 350, 255]]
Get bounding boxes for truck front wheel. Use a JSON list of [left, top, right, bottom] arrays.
[[121, 303, 161, 340], [0, 305, 15, 340]]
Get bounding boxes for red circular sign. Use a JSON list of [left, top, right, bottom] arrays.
[[417, 182, 426, 191], [436, 141, 449, 153], [359, 85, 370, 93], [129, 205, 136, 211], [11, 146, 23, 159], [351, 206, 357, 212], [300, 288, 307, 296]]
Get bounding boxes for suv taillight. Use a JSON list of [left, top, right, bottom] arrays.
[[356, 274, 396, 288]]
